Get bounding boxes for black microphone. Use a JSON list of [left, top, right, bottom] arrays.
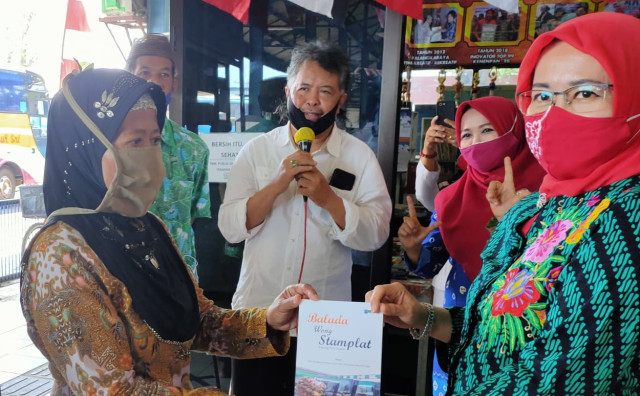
[[294, 127, 315, 202]]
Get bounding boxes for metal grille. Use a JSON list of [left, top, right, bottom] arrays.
[[0, 200, 41, 283]]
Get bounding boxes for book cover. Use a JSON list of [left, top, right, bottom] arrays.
[[295, 300, 383, 396]]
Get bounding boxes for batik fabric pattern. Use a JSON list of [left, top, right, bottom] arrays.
[[150, 119, 211, 278], [21, 221, 287, 396], [446, 175, 640, 395]]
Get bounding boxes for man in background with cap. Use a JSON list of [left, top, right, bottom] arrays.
[[125, 34, 211, 280]]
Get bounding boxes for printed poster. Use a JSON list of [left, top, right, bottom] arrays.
[[404, 0, 603, 68], [295, 300, 383, 396], [199, 132, 261, 183]]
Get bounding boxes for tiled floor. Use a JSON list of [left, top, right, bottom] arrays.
[[0, 279, 49, 387], [1, 364, 52, 396], [0, 279, 230, 395]]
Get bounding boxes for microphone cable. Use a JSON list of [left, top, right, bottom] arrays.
[[297, 198, 308, 283], [293, 127, 315, 283]]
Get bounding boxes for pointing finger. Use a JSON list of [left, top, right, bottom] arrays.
[[407, 196, 418, 220], [502, 157, 514, 191]]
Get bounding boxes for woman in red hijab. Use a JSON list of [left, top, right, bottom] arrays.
[[399, 96, 545, 393], [371, 13, 640, 395], [401, 96, 545, 287]]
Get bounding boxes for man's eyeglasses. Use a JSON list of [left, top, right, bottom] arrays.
[[516, 83, 613, 115]]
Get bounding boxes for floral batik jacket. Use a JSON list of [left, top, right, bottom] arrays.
[[445, 175, 640, 395], [21, 221, 289, 395]]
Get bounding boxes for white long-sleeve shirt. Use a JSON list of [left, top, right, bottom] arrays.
[[218, 124, 392, 309], [414, 160, 441, 212]]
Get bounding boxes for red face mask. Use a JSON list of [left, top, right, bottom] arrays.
[[460, 130, 520, 173], [524, 106, 634, 180]]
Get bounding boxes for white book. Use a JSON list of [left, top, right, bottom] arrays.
[[295, 300, 383, 396]]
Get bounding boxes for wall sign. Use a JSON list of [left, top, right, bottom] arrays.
[[404, 0, 631, 68], [200, 132, 262, 183]]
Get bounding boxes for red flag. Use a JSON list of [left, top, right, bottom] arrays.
[[60, 0, 90, 86], [60, 59, 80, 84], [201, 0, 250, 24], [373, 0, 422, 20], [65, 0, 90, 31]]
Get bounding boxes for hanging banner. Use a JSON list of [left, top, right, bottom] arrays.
[[403, 0, 629, 69]]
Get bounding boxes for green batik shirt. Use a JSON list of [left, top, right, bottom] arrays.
[[445, 175, 640, 395], [150, 119, 211, 278]]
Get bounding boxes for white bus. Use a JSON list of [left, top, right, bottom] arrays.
[[0, 66, 49, 199]]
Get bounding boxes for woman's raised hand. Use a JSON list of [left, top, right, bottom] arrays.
[[423, 116, 456, 154], [486, 157, 531, 221], [397, 196, 440, 263]]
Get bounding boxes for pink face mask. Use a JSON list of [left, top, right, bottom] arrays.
[[524, 106, 634, 180], [459, 119, 521, 173]]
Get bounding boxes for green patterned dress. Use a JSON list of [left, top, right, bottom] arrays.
[[150, 119, 211, 278], [445, 175, 640, 395]]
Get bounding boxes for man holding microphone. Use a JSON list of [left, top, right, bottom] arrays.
[[218, 41, 391, 395]]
